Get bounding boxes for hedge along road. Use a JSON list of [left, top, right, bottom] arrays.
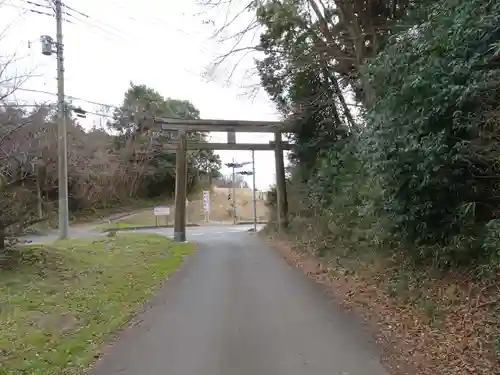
[[89, 229, 390, 375]]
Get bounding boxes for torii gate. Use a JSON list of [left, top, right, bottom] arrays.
[[154, 118, 291, 241]]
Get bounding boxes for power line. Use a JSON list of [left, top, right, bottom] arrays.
[[0, 102, 116, 121], [63, 6, 133, 43], [8, 86, 196, 117], [64, 0, 216, 57], [7, 0, 217, 68], [56, 4, 126, 41], [3, 2, 53, 17], [8, 2, 206, 85], [95, 0, 195, 38], [9, 87, 119, 109], [60, 1, 144, 44], [61, 11, 208, 75], [64, 16, 126, 43], [12, 1, 217, 83], [61, 2, 86, 17], [8, 0, 77, 23], [18, 0, 52, 9], [61, 20, 211, 81], [8, 88, 280, 130], [80, 108, 113, 118], [6, 87, 186, 120], [8, 1, 126, 41]]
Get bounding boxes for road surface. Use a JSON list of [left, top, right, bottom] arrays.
[[89, 228, 390, 375], [20, 223, 260, 245]]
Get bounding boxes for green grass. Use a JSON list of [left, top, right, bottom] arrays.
[[95, 221, 143, 231], [0, 233, 194, 375], [70, 197, 173, 223], [96, 210, 171, 231]]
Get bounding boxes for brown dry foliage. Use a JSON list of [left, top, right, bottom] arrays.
[[0, 102, 167, 243], [267, 234, 500, 375]]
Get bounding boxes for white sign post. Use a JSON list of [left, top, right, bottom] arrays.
[[202, 190, 210, 222], [153, 206, 171, 227]]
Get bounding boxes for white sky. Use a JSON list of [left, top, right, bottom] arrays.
[[0, 0, 287, 190]]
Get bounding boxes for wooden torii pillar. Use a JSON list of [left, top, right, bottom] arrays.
[[174, 131, 187, 242], [274, 131, 288, 232], [156, 118, 291, 241]]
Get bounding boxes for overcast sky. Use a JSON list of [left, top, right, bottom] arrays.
[[0, 0, 286, 191]]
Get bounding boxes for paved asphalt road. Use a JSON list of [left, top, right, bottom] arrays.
[[88, 227, 390, 375]]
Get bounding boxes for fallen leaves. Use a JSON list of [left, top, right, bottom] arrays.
[[269, 237, 500, 375]]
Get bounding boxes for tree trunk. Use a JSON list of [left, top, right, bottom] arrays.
[[0, 228, 5, 253], [36, 174, 43, 219]]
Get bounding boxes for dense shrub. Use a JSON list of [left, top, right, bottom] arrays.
[[256, 0, 500, 269], [365, 0, 500, 265]]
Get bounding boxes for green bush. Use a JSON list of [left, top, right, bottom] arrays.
[[259, 0, 500, 270], [364, 0, 500, 266]]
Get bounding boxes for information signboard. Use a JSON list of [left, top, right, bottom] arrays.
[[153, 206, 170, 216]]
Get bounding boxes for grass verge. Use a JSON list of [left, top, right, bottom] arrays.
[[0, 233, 194, 375], [95, 210, 172, 232], [69, 197, 173, 224]]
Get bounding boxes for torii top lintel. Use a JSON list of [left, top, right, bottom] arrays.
[[154, 118, 290, 133]]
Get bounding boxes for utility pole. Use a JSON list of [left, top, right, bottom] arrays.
[[225, 160, 252, 224], [232, 158, 236, 224], [55, 0, 69, 240], [252, 150, 257, 232], [40, 0, 69, 239], [238, 153, 257, 232], [274, 131, 288, 232]]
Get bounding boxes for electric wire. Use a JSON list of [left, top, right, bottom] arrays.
[[63, 0, 217, 57], [6, 0, 225, 90], [2, 2, 273, 127], [58, 3, 208, 79], [3, 1, 53, 17], [18, 0, 51, 10]]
